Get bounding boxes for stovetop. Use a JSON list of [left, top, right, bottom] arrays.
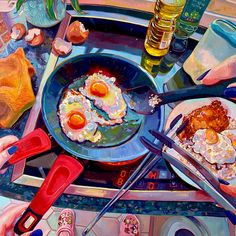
[[23, 113, 194, 192]]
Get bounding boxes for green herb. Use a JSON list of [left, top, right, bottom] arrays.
[[16, 0, 84, 19], [70, 0, 84, 14], [16, 0, 25, 11], [45, 0, 57, 20]]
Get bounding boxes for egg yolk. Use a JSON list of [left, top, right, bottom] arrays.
[[90, 81, 108, 97], [68, 112, 86, 129], [205, 129, 219, 144], [231, 139, 236, 148]]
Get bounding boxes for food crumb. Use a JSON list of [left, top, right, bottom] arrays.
[[148, 94, 162, 108]]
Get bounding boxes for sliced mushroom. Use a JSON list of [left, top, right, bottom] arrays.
[[66, 21, 89, 44], [25, 28, 45, 46], [52, 38, 72, 56], [11, 23, 26, 40]]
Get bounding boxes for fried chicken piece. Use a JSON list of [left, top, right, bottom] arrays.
[[178, 100, 229, 141]]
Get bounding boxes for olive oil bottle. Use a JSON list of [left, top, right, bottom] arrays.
[[144, 0, 186, 57], [175, 0, 211, 39]]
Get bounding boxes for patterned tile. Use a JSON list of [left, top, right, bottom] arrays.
[[138, 215, 150, 233], [0, 196, 12, 209], [104, 212, 122, 219], [47, 211, 60, 231], [43, 208, 54, 220], [48, 230, 57, 236], [76, 226, 96, 236], [93, 217, 120, 236], [52, 206, 64, 213], [141, 233, 149, 236], [75, 210, 97, 226], [35, 220, 51, 235], [0, 197, 152, 235]]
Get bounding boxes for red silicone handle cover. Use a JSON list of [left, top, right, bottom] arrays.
[[14, 154, 84, 234], [8, 128, 51, 164], [30, 154, 83, 214]]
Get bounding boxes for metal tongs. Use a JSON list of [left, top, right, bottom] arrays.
[[82, 114, 184, 235], [141, 130, 236, 221]]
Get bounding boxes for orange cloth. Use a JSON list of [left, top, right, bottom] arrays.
[[0, 48, 36, 128]]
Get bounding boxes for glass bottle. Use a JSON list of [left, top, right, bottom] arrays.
[[144, 0, 186, 57], [175, 0, 211, 39], [141, 51, 162, 77], [159, 0, 211, 73], [158, 36, 188, 73]]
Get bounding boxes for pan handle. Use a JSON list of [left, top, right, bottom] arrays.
[[14, 207, 42, 234], [1, 129, 51, 170], [14, 154, 84, 235], [158, 77, 236, 106]]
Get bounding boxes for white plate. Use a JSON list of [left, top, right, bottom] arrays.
[[165, 97, 236, 189]]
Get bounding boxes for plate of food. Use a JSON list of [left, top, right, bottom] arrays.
[[42, 53, 164, 163], [165, 98, 236, 188]]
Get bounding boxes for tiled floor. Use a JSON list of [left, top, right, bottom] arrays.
[[1, 195, 232, 236], [0, 196, 151, 235]]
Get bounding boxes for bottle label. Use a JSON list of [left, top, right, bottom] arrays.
[[180, 0, 210, 24], [160, 32, 173, 49]]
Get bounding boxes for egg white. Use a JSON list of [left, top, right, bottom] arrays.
[[79, 73, 127, 121], [58, 90, 119, 143], [192, 129, 236, 165]]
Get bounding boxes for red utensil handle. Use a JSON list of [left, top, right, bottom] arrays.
[[4, 129, 51, 168], [14, 207, 42, 234], [14, 154, 84, 234]]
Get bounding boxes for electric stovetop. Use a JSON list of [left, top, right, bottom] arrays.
[[24, 112, 193, 192]]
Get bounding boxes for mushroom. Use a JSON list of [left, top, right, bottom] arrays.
[[66, 21, 89, 44], [25, 28, 45, 46], [11, 23, 26, 40], [52, 38, 72, 56]]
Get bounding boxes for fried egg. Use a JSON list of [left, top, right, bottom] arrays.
[[221, 130, 236, 149], [192, 129, 236, 165], [58, 90, 118, 143], [79, 73, 127, 121]]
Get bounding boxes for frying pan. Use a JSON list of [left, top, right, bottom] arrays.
[[14, 54, 164, 234], [41, 53, 164, 163]]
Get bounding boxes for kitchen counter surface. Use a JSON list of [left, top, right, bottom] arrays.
[[0, 6, 228, 218]]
